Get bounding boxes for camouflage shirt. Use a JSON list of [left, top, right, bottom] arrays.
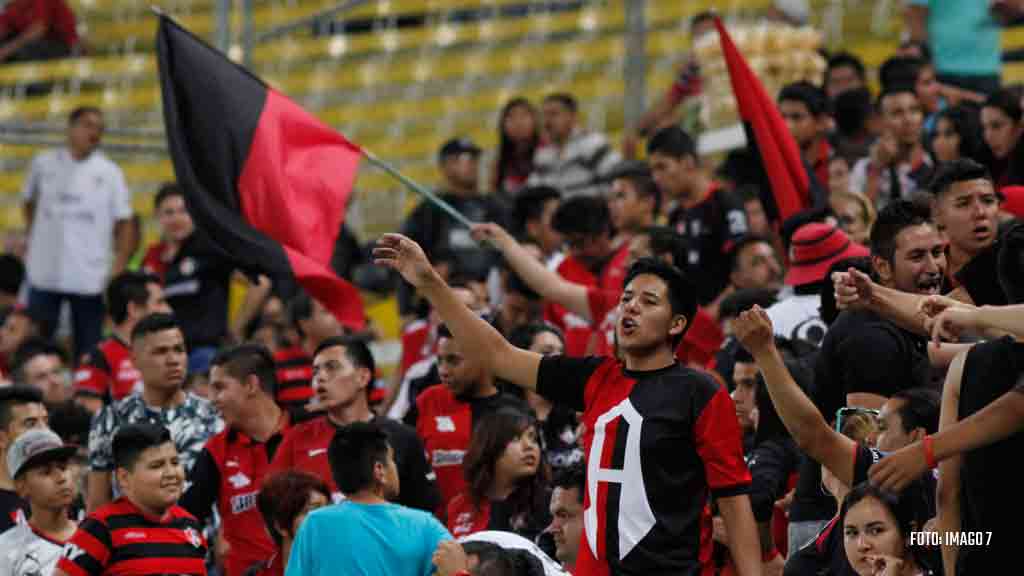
[[89, 391, 223, 473]]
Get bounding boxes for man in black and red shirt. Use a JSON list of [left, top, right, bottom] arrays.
[[74, 272, 171, 413], [375, 234, 761, 575], [271, 292, 348, 416], [180, 344, 290, 576], [55, 423, 207, 576], [648, 126, 749, 307]]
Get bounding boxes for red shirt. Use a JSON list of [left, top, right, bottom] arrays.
[[811, 139, 832, 192], [273, 347, 314, 407], [415, 384, 474, 516], [399, 318, 435, 377], [545, 245, 630, 357], [269, 416, 341, 498], [448, 493, 489, 538], [142, 241, 171, 280], [0, 0, 78, 48], [74, 337, 141, 402]]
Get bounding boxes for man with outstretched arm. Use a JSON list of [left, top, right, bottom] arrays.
[[374, 233, 761, 576]]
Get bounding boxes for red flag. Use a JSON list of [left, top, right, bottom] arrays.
[[156, 16, 365, 330], [714, 17, 810, 221]]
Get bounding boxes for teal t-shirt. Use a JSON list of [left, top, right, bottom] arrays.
[[910, 0, 1000, 76], [286, 501, 452, 576]]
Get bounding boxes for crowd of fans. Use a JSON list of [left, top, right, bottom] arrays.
[[2, 2, 1024, 575]]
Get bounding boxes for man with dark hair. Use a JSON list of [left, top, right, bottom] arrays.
[[547, 462, 585, 572], [824, 51, 867, 100], [180, 344, 291, 576], [727, 235, 784, 295], [272, 292, 345, 415], [647, 125, 749, 307], [10, 338, 68, 406], [87, 313, 222, 511], [286, 421, 451, 576], [56, 423, 208, 576], [778, 81, 832, 188], [513, 186, 562, 260], [74, 271, 170, 411], [606, 160, 660, 240], [492, 272, 542, 339], [876, 388, 940, 452], [1, 305, 44, 383], [0, 385, 47, 532], [271, 336, 438, 513], [376, 234, 760, 575], [21, 105, 133, 359], [0, 254, 24, 310], [528, 93, 621, 198], [879, 56, 943, 122], [142, 182, 192, 280]]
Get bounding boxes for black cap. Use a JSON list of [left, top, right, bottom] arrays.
[[438, 138, 482, 162], [600, 159, 651, 184]]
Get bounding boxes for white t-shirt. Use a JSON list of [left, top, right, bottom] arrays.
[[0, 522, 66, 576], [22, 148, 132, 295], [765, 293, 828, 346]]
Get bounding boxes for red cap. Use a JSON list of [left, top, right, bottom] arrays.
[[1001, 186, 1024, 218], [785, 223, 870, 287]]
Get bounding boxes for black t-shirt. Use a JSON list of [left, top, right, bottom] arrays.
[[956, 336, 1024, 574], [954, 240, 1007, 306], [536, 356, 751, 575], [747, 437, 799, 523], [0, 487, 27, 533], [540, 405, 583, 472], [667, 185, 749, 306], [163, 232, 233, 350]]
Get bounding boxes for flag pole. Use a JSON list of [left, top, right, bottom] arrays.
[[362, 148, 476, 230]]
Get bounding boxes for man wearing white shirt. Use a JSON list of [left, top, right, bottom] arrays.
[[21, 106, 134, 357]]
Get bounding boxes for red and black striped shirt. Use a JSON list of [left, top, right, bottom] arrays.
[[272, 346, 314, 408], [56, 498, 207, 576]]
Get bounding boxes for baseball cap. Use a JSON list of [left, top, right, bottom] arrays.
[[785, 222, 870, 287], [438, 138, 482, 162], [7, 428, 77, 479]]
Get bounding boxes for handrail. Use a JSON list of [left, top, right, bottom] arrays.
[[0, 121, 164, 139], [0, 133, 167, 154]]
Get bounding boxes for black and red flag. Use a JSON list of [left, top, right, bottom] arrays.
[[714, 17, 816, 222], [156, 15, 365, 329]]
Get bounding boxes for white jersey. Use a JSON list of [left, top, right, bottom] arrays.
[[0, 522, 66, 576]]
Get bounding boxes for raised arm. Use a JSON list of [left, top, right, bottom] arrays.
[[926, 302, 1024, 343], [833, 268, 974, 336], [735, 306, 859, 486], [374, 233, 542, 391], [472, 223, 592, 322]]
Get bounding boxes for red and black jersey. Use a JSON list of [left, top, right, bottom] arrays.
[[415, 385, 528, 517], [141, 241, 171, 281], [74, 337, 141, 403], [536, 356, 751, 576], [179, 411, 290, 576], [56, 498, 207, 576], [272, 346, 314, 409], [545, 244, 630, 357], [269, 415, 438, 512], [447, 491, 551, 541]]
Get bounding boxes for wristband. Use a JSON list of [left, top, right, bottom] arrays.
[[923, 435, 937, 469]]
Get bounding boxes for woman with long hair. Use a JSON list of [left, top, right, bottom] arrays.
[[929, 105, 983, 164], [492, 98, 541, 198], [447, 408, 551, 540], [980, 89, 1024, 187], [841, 483, 939, 576], [252, 470, 332, 576]]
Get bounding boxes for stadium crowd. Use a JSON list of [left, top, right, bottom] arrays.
[[3, 1, 1024, 575]]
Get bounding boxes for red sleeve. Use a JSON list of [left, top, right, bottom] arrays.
[[585, 288, 620, 324], [57, 516, 112, 576], [694, 385, 752, 497]]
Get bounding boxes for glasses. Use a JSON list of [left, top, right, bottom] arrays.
[[834, 407, 880, 434]]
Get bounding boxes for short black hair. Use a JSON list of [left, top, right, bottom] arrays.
[[0, 255, 24, 296], [314, 335, 376, 376], [543, 93, 577, 113], [718, 288, 779, 321], [211, 343, 278, 396], [612, 163, 662, 216], [48, 400, 92, 447], [551, 196, 611, 237], [983, 88, 1023, 123], [552, 461, 585, 504], [778, 81, 829, 116], [508, 322, 565, 351], [69, 106, 101, 125], [106, 271, 161, 325], [832, 87, 873, 135], [288, 292, 313, 335], [877, 84, 918, 110], [623, 258, 697, 346], [870, 200, 933, 263], [640, 226, 689, 269], [0, 386, 44, 430], [927, 158, 992, 198], [130, 313, 180, 343], [826, 51, 866, 83], [647, 125, 697, 160], [879, 56, 927, 93], [890, 388, 940, 435], [11, 338, 63, 384], [728, 235, 776, 274], [327, 421, 390, 494], [998, 222, 1024, 305], [113, 423, 174, 471], [513, 186, 560, 236], [154, 182, 184, 211]]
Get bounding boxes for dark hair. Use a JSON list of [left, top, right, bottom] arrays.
[[877, 84, 918, 110], [826, 51, 866, 84], [288, 292, 314, 334], [113, 423, 173, 470], [69, 106, 101, 125], [461, 542, 546, 576], [778, 81, 828, 116], [879, 56, 927, 93], [131, 313, 180, 343], [509, 322, 564, 351], [551, 196, 611, 237], [840, 482, 919, 539], [890, 388, 940, 435], [927, 158, 992, 198], [496, 98, 540, 195], [718, 287, 779, 320], [543, 93, 577, 113], [0, 386, 44, 430], [211, 344, 278, 396], [728, 235, 776, 274], [552, 461, 585, 504], [753, 372, 790, 445], [732, 344, 755, 365], [513, 186, 560, 237], [623, 258, 698, 346], [898, 40, 932, 63], [154, 182, 184, 211], [931, 105, 983, 162], [49, 400, 92, 448], [505, 271, 540, 302], [106, 271, 161, 325], [0, 255, 24, 296], [691, 11, 715, 30], [820, 256, 873, 325], [327, 421, 390, 494], [998, 222, 1024, 304], [640, 226, 689, 269], [613, 165, 662, 217], [869, 200, 933, 263], [647, 126, 697, 160], [983, 88, 1024, 124], [258, 470, 331, 546], [314, 335, 376, 376], [11, 338, 64, 385], [832, 87, 873, 136], [464, 409, 549, 516]]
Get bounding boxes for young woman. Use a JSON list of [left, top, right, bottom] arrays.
[[929, 105, 983, 164], [492, 98, 541, 198], [841, 483, 939, 576], [980, 89, 1024, 187], [252, 470, 332, 576], [447, 409, 551, 540]]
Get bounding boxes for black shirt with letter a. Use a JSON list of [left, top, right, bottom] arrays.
[[536, 356, 751, 576]]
